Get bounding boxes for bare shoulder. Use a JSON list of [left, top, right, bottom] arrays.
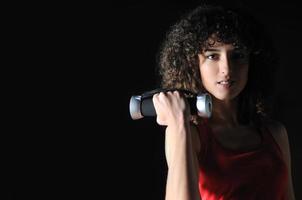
[[262, 119, 296, 199], [262, 118, 288, 146]]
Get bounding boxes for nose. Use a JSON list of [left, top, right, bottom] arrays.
[[220, 56, 232, 76]]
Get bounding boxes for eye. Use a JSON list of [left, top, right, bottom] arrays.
[[206, 54, 219, 60], [231, 51, 249, 62]]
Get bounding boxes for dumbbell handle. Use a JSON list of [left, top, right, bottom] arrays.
[[129, 91, 212, 120]]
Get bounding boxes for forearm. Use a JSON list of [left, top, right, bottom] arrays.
[[165, 123, 201, 200]]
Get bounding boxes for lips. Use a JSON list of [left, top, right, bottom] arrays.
[[217, 80, 235, 88], [217, 80, 234, 84]]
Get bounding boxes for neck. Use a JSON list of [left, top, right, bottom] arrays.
[[209, 97, 239, 128]]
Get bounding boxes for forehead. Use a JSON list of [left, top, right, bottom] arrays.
[[206, 43, 234, 50], [203, 41, 235, 52], [203, 37, 248, 52], [203, 34, 247, 51]]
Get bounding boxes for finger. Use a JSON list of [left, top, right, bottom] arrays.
[[158, 91, 167, 102]]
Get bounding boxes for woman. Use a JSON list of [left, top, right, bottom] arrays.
[[152, 4, 296, 200]]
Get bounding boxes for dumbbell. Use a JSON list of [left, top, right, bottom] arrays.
[[129, 89, 212, 120]]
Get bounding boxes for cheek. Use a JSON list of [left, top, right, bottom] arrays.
[[200, 67, 216, 89], [241, 67, 249, 81], [200, 64, 217, 79], [236, 67, 249, 87]]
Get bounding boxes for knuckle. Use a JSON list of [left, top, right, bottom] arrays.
[[173, 90, 180, 97], [158, 92, 165, 98], [152, 94, 158, 102]]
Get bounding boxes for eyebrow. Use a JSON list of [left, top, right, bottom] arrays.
[[204, 48, 221, 52], [204, 48, 247, 53]]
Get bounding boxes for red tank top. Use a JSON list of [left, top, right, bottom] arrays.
[[197, 120, 288, 200]]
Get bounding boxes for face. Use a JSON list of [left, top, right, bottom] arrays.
[[198, 41, 249, 101]]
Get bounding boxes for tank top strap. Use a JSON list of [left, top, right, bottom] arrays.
[[258, 122, 283, 156], [196, 118, 212, 161], [197, 118, 212, 141]]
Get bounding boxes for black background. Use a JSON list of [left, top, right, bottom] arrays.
[[4, 0, 301, 199]]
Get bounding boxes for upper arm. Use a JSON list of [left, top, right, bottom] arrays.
[[267, 121, 296, 200]]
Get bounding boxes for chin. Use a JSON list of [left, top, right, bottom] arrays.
[[212, 93, 238, 101]]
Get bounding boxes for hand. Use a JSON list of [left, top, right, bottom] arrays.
[[152, 91, 191, 126]]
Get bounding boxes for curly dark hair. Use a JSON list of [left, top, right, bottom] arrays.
[[156, 4, 279, 125]]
